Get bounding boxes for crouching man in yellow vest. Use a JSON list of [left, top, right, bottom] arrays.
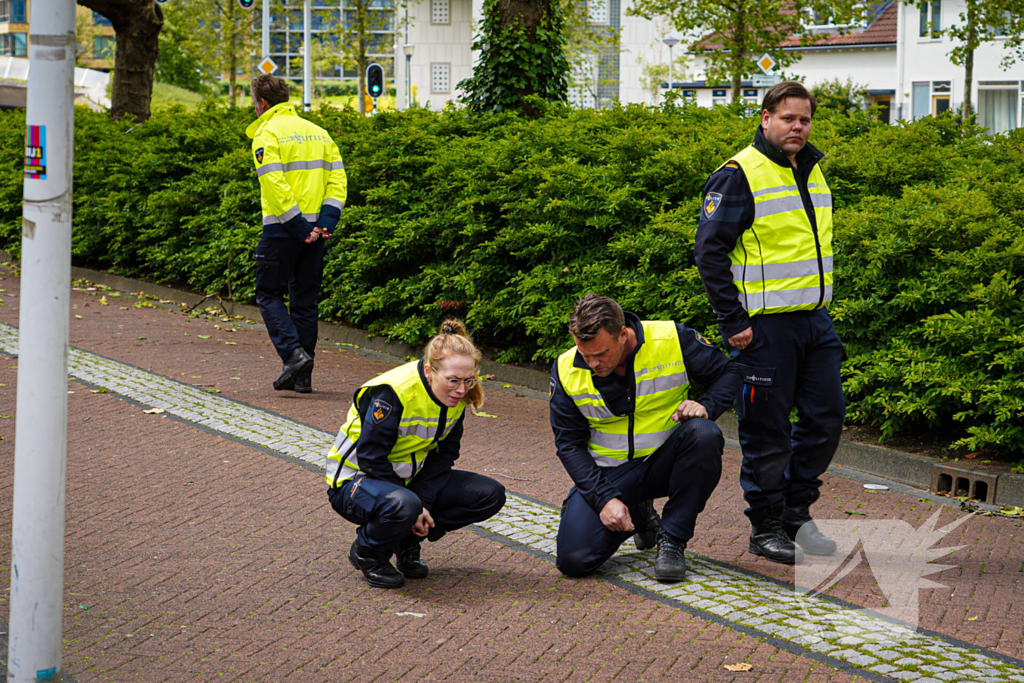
[[550, 294, 741, 582], [325, 320, 506, 588]]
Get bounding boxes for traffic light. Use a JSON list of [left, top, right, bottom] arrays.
[[366, 63, 384, 99], [238, 0, 255, 8]]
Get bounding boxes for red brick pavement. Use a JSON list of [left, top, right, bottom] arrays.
[[0, 270, 1020, 680]]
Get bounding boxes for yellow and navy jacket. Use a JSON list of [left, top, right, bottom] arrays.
[[324, 361, 465, 510], [694, 126, 832, 339], [246, 102, 348, 241], [549, 311, 741, 512]]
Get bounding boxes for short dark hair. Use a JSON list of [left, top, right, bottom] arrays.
[[762, 81, 817, 117], [251, 74, 290, 108], [569, 294, 625, 341]]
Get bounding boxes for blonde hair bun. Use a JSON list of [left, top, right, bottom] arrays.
[[424, 319, 484, 410]]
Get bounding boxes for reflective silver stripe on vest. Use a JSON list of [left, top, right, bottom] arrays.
[[400, 416, 439, 425], [322, 197, 345, 210], [568, 391, 603, 402], [589, 430, 629, 452], [577, 403, 615, 420], [751, 183, 799, 198], [811, 193, 832, 209], [302, 212, 320, 223], [753, 194, 805, 219], [331, 160, 345, 170], [590, 451, 628, 467], [731, 256, 834, 282], [635, 371, 689, 398], [256, 163, 284, 177], [398, 415, 440, 439], [587, 424, 679, 461], [263, 205, 301, 225], [740, 284, 833, 311], [634, 426, 678, 451], [281, 159, 333, 172], [393, 461, 415, 480]]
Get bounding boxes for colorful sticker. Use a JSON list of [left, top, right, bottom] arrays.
[[24, 125, 46, 180]]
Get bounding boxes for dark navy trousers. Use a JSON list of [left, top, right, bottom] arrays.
[[723, 308, 845, 518], [555, 418, 724, 578], [328, 471, 506, 551], [254, 236, 325, 363]]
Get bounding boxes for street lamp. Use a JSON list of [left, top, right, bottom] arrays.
[[403, 43, 415, 110], [663, 36, 680, 100]]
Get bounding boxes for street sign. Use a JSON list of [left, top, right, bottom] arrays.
[[257, 56, 278, 76], [756, 53, 777, 75], [752, 74, 781, 87]]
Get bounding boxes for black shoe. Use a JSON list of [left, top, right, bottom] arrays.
[[749, 503, 804, 565], [634, 499, 662, 551], [395, 535, 429, 579], [293, 367, 312, 394], [348, 539, 405, 588], [782, 504, 837, 556], [654, 531, 687, 583], [273, 347, 314, 391]]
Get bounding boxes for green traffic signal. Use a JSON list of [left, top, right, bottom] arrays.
[[238, 0, 255, 8]]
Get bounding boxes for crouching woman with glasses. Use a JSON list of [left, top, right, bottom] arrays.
[[326, 319, 507, 588]]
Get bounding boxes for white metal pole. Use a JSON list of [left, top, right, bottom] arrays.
[[7, 0, 74, 679], [667, 45, 673, 99], [303, 0, 311, 111], [262, 0, 270, 60]]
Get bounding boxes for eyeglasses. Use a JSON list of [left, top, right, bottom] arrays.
[[426, 365, 478, 390]]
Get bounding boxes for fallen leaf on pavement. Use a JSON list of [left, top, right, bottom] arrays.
[[90, 389, 108, 394], [968, 616, 979, 621], [472, 411, 498, 418], [197, 335, 212, 339], [100, 296, 108, 306], [74, 315, 82, 319], [225, 341, 237, 345], [723, 663, 753, 672], [143, 408, 166, 415]]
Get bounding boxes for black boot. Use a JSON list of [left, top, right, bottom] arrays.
[[348, 539, 405, 588], [274, 347, 314, 391], [782, 504, 836, 556], [633, 499, 662, 551], [654, 530, 687, 583], [749, 503, 804, 565], [395, 535, 429, 579], [293, 366, 313, 394]]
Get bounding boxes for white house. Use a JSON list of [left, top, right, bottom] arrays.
[[391, 0, 1024, 133]]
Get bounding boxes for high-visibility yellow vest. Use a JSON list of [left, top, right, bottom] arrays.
[[325, 362, 465, 488], [246, 102, 348, 230], [556, 321, 689, 466], [726, 145, 833, 315]]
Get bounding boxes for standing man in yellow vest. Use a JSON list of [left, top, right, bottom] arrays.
[[695, 81, 845, 565], [247, 74, 347, 393], [550, 294, 740, 582]]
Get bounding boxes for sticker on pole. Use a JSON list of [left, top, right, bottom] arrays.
[[756, 54, 777, 75], [24, 125, 46, 180], [257, 56, 278, 76]]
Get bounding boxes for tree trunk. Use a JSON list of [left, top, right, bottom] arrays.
[[357, 1, 367, 114], [498, 0, 550, 115], [78, 0, 163, 122], [731, 8, 745, 103], [227, 0, 238, 108], [962, 0, 976, 123]]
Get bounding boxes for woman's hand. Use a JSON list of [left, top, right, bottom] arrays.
[[412, 508, 435, 537]]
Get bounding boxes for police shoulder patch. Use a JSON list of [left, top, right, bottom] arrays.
[[549, 376, 556, 400], [724, 161, 740, 170], [255, 147, 264, 164], [703, 192, 723, 219], [370, 398, 392, 424], [694, 330, 714, 347]]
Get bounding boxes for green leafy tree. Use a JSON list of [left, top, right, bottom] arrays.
[[76, 0, 164, 121], [459, 0, 570, 115], [155, 21, 210, 94], [628, 0, 869, 102], [916, 0, 1024, 123], [811, 77, 866, 115], [162, 0, 252, 107]]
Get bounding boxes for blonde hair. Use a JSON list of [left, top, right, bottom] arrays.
[[423, 319, 484, 411]]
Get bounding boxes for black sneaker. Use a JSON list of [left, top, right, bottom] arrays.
[[654, 531, 687, 583], [633, 499, 662, 551], [273, 347, 313, 391], [348, 539, 405, 588]]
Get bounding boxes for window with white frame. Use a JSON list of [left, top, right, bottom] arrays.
[[919, 0, 941, 38], [743, 88, 759, 105], [978, 81, 1020, 134], [431, 63, 450, 93], [588, 0, 608, 25], [567, 58, 597, 108], [912, 82, 930, 119], [431, 0, 450, 25], [712, 88, 727, 106]]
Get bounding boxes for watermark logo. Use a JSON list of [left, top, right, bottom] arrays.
[[793, 509, 971, 632]]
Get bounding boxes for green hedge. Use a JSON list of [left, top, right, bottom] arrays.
[[0, 103, 1022, 455]]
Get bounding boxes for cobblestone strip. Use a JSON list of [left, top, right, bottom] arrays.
[[4, 322, 1023, 682]]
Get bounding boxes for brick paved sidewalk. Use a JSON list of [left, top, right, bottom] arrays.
[[0, 270, 1021, 682]]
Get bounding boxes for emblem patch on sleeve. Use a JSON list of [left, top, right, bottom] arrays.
[[703, 192, 723, 219], [370, 398, 392, 424], [549, 377, 556, 400], [255, 147, 264, 164], [694, 330, 714, 347]]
